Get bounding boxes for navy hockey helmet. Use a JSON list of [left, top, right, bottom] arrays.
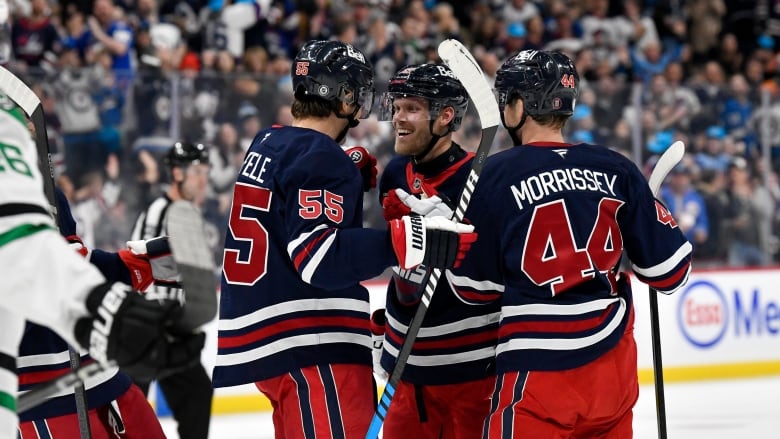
[[292, 40, 375, 119], [494, 50, 579, 117], [380, 64, 469, 131], [164, 141, 210, 168]]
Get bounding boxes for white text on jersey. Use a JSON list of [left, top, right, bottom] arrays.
[[241, 152, 272, 184], [511, 168, 617, 210]]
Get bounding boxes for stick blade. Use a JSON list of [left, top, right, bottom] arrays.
[[165, 200, 217, 331], [648, 140, 686, 196], [0, 66, 40, 116], [438, 39, 501, 129]]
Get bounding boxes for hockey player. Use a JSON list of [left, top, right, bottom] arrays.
[[129, 141, 214, 439], [373, 63, 500, 439], [0, 93, 203, 438], [18, 187, 173, 438], [213, 40, 477, 439], [449, 49, 693, 438]]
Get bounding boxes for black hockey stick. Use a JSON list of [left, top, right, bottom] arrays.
[[645, 140, 685, 439], [366, 39, 501, 439], [17, 199, 217, 413], [0, 65, 93, 438]]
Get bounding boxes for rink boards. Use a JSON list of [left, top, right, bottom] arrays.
[[170, 267, 780, 415]]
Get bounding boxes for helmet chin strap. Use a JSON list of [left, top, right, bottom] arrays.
[[413, 119, 449, 164], [501, 111, 527, 146], [335, 105, 361, 144]]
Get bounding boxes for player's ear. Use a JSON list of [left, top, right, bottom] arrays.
[[438, 106, 455, 127]]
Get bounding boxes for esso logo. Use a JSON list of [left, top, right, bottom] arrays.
[[677, 280, 728, 348]]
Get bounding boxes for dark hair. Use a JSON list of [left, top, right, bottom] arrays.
[[290, 95, 340, 119]]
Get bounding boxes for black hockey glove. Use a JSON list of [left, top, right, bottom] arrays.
[[74, 282, 205, 381], [389, 215, 477, 269]]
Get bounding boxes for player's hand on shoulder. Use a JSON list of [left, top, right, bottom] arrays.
[[118, 236, 180, 291], [389, 215, 477, 270], [382, 188, 455, 221], [74, 282, 205, 380], [344, 146, 377, 192]]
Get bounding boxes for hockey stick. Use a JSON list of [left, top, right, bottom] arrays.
[[645, 140, 685, 439], [0, 65, 93, 438], [366, 39, 501, 439], [17, 200, 217, 413]]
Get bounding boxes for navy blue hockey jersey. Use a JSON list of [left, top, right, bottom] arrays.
[[17, 189, 132, 421], [214, 125, 397, 387], [378, 144, 500, 385], [450, 142, 692, 373]]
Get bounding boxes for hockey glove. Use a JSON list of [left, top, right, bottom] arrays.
[[389, 215, 477, 270], [344, 146, 377, 192], [65, 235, 91, 259], [370, 309, 388, 380], [118, 236, 180, 291], [382, 188, 455, 221], [74, 282, 205, 381]]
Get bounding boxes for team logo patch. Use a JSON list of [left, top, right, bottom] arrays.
[[349, 149, 363, 162], [552, 97, 562, 110]]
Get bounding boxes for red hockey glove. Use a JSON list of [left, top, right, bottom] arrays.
[[118, 236, 179, 292], [65, 235, 91, 259], [382, 188, 455, 221], [389, 215, 477, 269], [344, 146, 377, 192], [74, 282, 205, 381]]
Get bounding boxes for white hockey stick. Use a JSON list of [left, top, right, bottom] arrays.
[[645, 139, 685, 439], [0, 65, 92, 438], [366, 39, 501, 439]]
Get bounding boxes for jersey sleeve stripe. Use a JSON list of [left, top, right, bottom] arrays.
[[384, 322, 497, 351], [502, 297, 619, 317], [218, 298, 368, 330], [215, 332, 371, 367], [299, 229, 338, 284], [499, 301, 619, 337], [632, 242, 693, 278], [218, 315, 368, 349], [383, 343, 496, 366], [496, 298, 627, 353]]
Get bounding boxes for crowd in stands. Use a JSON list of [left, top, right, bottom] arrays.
[[3, 0, 780, 269]]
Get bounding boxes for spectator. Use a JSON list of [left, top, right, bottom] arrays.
[[725, 157, 775, 266], [629, 39, 684, 84], [695, 168, 730, 265], [695, 126, 732, 171], [501, 0, 538, 24], [87, 0, 135, 92], [721, 73, 754, 146], [10, 0, 61, 70], [660, 163, 709, 249], [717, 33, 744, 76], [687, 0, 727, 63]]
